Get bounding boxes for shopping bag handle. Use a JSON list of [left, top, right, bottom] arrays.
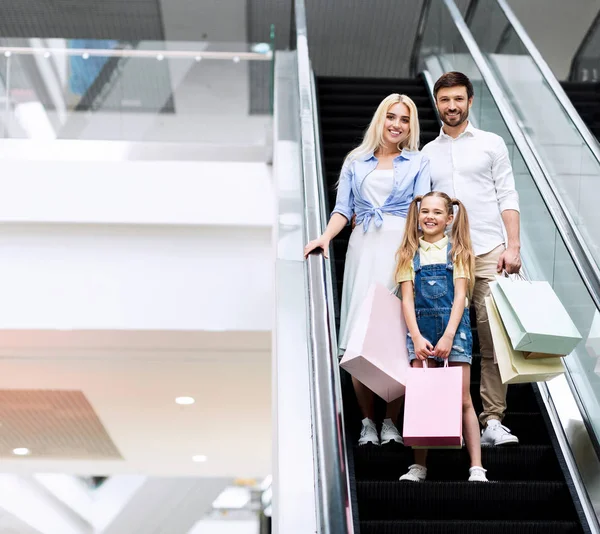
[[501, 270, 531, 283], [422, 358, 449, 368]]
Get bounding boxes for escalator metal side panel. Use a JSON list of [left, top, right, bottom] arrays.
[[537, 378, 600, 529]]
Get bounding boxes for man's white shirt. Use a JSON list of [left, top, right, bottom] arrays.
[[421, 121, 520, 256]]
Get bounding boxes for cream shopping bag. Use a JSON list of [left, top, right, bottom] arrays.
[[485, 296, 565, 384]]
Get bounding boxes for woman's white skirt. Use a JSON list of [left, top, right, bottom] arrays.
[[337, 214, 407, 355]]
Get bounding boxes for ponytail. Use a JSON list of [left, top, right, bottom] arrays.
[[394, 195, 423, 282], [450, 198, 475, 295]]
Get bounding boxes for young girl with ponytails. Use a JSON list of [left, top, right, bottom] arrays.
[[395, 191, 487, 482]]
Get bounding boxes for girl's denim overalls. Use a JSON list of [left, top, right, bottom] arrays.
[[406, 246, 473, 364]]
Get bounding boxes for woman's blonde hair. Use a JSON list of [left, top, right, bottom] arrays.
[[346, 93, 420, 161], [395, 191, 475, 295]]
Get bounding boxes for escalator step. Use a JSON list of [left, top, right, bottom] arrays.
[[318, 76, 425, 87], [320, 110, 439, 125], [360, 519, 583, 534], [320, 121, 441, 140], [561, 81, 600, 92], [560, 81, 600, 143], [354, 444, 562, 481], [319, 93, 432, 106], [357, 481, 578, 520]]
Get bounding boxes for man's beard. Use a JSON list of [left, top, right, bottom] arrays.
[[441, 108, 469, 127]]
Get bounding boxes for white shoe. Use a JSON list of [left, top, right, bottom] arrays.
[[468, 466, 488, 482], [358, 418, 380, 446], [399, 464, 427, 482], [380, 418, 403, 445], [481, 419, 519, 446]]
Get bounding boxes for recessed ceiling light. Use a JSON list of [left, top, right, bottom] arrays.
[[175, 396, 195, 405], [192, 455, 208, 463], [12, 448, 30, 456]]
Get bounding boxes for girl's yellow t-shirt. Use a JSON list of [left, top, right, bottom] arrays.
[[396, 236, 466, 284]]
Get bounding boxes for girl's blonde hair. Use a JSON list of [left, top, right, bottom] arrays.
[[346, 93, 420, 161], [395, 191, 475, 295]]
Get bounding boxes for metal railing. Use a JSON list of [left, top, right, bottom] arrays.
[[294, 0, 354, 532]]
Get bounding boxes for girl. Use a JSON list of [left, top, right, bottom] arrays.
[[395, 191, 487, 482], [304, 94, 430, 447]]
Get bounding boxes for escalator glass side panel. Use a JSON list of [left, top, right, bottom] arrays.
[[466, 1, 600, 274], [0, 38, 273, 144]]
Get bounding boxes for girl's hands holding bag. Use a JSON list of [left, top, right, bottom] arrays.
[[434, 333, 453, 359], [414, 335, 434, 360]]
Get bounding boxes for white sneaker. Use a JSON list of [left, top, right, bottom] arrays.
[[481, 419, 519, 446], [468, 466, 488, 482], [399, 464, 427, 482], [380, 418, 403, 445], [358, 418, 380, 446]]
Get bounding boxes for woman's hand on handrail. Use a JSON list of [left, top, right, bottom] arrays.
[[304, 236, 331, 259], [304, 213, 349, 259]]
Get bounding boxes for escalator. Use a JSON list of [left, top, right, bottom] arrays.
[[317, 76, 587, 534], [289, 0, 600, 533]]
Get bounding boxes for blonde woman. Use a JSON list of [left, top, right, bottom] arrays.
[[304, 94, 431, 446]]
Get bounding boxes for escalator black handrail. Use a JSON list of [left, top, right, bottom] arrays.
[[294, 0, 354, 532], [468, 0, 600, 167], [569, 8, 600, 82]]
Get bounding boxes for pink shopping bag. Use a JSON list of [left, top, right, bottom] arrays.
[[403, 360, 463, 448], [340, 283, 410, 402]]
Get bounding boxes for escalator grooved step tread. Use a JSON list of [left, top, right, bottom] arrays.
[[357, 481, 578, 521], [360, 519, 583, 534], [353, 444, 561, 481]]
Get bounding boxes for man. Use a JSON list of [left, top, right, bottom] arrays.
[[422, 71, 521, 446]]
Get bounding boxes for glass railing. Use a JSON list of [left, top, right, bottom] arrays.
[[465, 0, 600, 275], [416, 0, 600, 523], [0, 38, 273, 144], [569, 11, 600, 82]]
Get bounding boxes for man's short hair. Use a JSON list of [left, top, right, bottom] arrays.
[[433, 72, 474, 100]]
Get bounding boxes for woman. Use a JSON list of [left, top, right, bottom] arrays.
[[304, 93, 431, 446]]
